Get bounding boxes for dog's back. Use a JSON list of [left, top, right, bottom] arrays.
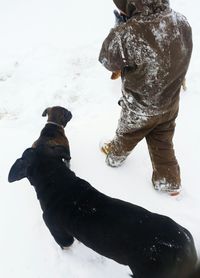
[[33, 123, 69, 148]]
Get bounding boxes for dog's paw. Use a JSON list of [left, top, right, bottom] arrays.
[[60, 245, 72, 251], [60, 237, 74, 250]]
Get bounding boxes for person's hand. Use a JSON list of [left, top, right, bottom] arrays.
[[111, 70, 121, 80]]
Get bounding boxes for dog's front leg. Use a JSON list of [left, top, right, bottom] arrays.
[[43, 214, 74, 249], [48, 225, 74, 250], [51, 230, 74, 250]]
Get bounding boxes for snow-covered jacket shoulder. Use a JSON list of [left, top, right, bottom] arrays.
[[99, 23, 129, 72], [99, 10, 193, 116]]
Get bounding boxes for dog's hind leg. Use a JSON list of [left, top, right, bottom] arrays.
[[129, 266, 139, 278], [129, 265, 160, 278]]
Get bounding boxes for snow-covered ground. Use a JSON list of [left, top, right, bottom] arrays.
[[0, 0, 199, 277]]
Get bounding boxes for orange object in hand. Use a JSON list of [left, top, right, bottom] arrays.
[[111, 70, 121, 80]]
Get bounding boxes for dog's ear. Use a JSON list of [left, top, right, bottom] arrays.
[[8, 158, 29, 182], [8, 148, 36, 183], [42, 107, 51, 117]]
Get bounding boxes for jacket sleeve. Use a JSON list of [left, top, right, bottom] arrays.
[[99, 28, 128, 72]]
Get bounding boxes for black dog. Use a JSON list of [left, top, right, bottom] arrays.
[[8, 146, 197, 278]]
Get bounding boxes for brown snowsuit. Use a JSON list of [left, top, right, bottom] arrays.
[[99, 0, 193, 192]]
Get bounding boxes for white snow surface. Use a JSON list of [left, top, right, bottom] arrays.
[[0, 0, 199, 277]]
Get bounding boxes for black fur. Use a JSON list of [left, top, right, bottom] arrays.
[[8, 146, 197, 278]]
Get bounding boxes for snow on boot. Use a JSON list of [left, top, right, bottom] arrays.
[[99, 140, 127, 167], [153, 178, 182, 196], [106, 153, 126, 167]]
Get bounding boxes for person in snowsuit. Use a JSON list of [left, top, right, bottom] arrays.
[[99, 0, 193, 195]]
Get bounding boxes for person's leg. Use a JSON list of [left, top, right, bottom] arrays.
[[102, 104, 152, 167], [146, 109, 181, 194]]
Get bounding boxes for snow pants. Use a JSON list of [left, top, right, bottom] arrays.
[[107, 102, 181, 188]]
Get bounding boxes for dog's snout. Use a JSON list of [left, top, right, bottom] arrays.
[[64, 110, 72, 123]]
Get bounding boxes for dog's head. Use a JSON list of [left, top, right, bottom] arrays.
[[8, 145, 70, 183], [42, 106, 72, 127]]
